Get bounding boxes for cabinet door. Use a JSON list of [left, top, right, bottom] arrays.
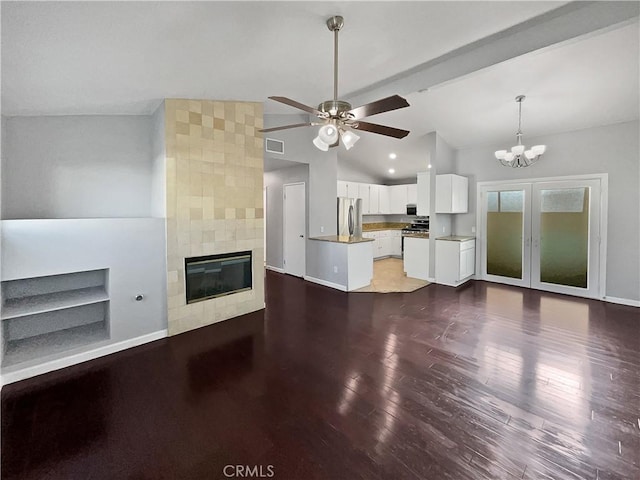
[[459, 243, 475, 279], [337, 181, 348, 197], [452, 176, 469, 213], [407, 184, 417, 204], [369, 184, 380, 214], [391, 234, 402, 256], [389, 185, 407, 214], [358, 184, 370, 214], [435, 175, 453, 213], [417, 172, 430, 216], [378, 186, 390, 214], [346, 182, 360, 199]]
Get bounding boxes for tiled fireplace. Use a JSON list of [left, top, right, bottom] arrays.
[[164, 99, 265, 335]]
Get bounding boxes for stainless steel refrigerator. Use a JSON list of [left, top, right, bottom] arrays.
[[337, 197, 363, 237]]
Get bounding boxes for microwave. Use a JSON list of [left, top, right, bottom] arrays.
[[406, 204, 417, 215]]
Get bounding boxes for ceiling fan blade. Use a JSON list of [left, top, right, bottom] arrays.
[[352, 121, 410, 139], [259, 122, 313, 133], [347, 95, 410, 119], [268, 96, 323, 116]]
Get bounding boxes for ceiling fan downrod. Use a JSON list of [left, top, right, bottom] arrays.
[[327, 16, 344, 103]]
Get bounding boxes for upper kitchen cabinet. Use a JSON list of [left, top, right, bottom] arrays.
[[378, 186, 390, 214], [435, 174, 468, 213], [407, 184, 418, 205], [388, 185, 408, 214], [417, 172, 430, 216], [337, 181, 361, 198]]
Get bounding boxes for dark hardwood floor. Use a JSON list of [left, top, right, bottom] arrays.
[[2, 272, 639, 479]]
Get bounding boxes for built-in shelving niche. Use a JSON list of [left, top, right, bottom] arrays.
[[2, 269, 110, 367]]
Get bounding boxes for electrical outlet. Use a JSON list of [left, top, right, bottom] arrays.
[[333, 266, 338, 273], [471, 226, 476, 233], [442, 226, 445, 233], [321, 226, 324, 233]]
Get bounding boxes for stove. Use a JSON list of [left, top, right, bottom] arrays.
[[401, 218, 429, 235]]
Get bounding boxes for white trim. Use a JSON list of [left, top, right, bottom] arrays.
[[1, 330, 168, 386], [303, 275, 347, 292], [476, 173, 609, 187], [265, 265, 285, 274], [604, 296, 640, 308]]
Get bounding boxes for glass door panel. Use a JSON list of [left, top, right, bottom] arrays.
[[531, 180, 601, 298], [480, 184, 531, 288]]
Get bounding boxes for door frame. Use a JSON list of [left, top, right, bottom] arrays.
[[476, 173, 608, 300], [283, 182, 306, 277]]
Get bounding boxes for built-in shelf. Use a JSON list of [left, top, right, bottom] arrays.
[[2, 286, 109, 320], [1, 269, 110, 368], [2, 321, 110, 368]]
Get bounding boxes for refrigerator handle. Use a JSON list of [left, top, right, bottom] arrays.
[[348, 205, 354, 236]]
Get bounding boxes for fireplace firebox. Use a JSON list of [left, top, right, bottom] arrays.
[[185, 251, 252, 304]]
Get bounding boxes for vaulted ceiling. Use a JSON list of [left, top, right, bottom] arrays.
[[2, 1, 638, 180]]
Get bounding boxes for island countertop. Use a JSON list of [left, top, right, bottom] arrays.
[[309, 235, 374, 244], [436, 235, 476, 242]]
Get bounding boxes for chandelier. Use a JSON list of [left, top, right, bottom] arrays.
[[494, 95, 546, 168]]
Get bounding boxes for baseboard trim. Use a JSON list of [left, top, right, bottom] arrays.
[[1, 330, 168, 386], [304, 275, 347, 292], [604, 296, 640, 307], [265, 265, 285, 274]]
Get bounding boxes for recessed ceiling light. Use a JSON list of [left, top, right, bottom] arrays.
[[388, 168, 395, 174], [427, 164, 432, 169], [389, 153, 397, 160]]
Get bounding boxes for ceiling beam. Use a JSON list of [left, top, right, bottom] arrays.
[[346, 1, 639, 106]]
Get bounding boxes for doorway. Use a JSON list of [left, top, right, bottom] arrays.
[[478, 175, 606, 299], [283, 182, 306, 277]]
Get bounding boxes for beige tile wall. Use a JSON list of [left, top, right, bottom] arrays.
[[165, 99, 265, 336]]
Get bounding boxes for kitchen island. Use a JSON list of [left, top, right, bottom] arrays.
[[307, 235, 374, 291]]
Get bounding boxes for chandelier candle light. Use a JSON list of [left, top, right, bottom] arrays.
[[495, 95, 546, 168]]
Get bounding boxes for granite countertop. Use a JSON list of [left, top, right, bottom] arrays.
[[362, 222, 407, 232], [436, 235, 476, 242], [309, 235, 375, 244], [402, 233, 429, 239]]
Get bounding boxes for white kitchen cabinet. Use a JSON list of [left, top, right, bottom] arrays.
[[390, 230, 402, 257], [369, 184, 380, 214], [417, 172, 430, 216], [435, 238, 475, 286], [435, 174, 468, 213], [403, 236, 430, 280], [337, 181, 348, 197], [378, 186, 390, 214], [388, 185, 408, 214], [407, 184, 417, 205], [359, 184, 371, 214]]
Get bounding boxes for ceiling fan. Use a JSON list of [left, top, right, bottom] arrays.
[[259, 15, 411, 151]]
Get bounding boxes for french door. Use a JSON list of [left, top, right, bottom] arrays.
[[479, 177, 604, 299]]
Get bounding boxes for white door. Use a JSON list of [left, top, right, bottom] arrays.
[[284, 183, 306, 277], [479, 177, 604, 299], [479, 183, 532, 288], [530, 179, 601, 298]]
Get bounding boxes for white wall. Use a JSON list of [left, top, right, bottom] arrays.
[[338, 158, 384, 184], [454, 120, 640, 301], [1, 218, 167, 373], [2, 115, 153, 219]]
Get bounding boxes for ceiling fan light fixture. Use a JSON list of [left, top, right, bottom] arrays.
[[313, 136, 330, 151], [318, 124, 339, 144], [494, 150, 507, 160], [340, 129, 360, 150]]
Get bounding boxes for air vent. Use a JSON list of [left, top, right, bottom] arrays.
[[265, 138, 284, 155]]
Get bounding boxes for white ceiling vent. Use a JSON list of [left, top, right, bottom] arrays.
[[265, 138, 285, 155]]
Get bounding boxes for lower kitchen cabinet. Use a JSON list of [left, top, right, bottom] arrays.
[[435, 237, 475, 286], [403, 236, 430, 280], [363, 230, 402, 259]]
